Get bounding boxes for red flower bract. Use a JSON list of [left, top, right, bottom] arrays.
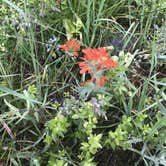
[[91, 76, 109, 87], [78, 47, 118, 74], [59, 39, 80, 57], [81, 47, 109, 63], [78, 62, 92, 74]]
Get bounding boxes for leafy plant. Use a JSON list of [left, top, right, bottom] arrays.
[[0, 0, 165, 165]]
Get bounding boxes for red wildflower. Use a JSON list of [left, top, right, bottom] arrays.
[[81, 47, 109, 64], [78, 62, 92, 74], [91, 76, 109, 87], [78, 47, 118, 74], [102, 59, 118, 68], [59, 39, 80, 57]]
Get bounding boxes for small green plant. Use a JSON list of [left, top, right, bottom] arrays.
[[0, 0, 165, 165], [43, 94, 110, 165], [45, 115, 70, 145], [27, 84, 38, 99], [106, 112, 166, 153], [80, 134, 102, 165]]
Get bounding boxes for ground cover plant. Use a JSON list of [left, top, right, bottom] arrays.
[[0, 0, 166, 165]]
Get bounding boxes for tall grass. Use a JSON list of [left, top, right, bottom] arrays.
[[0, 0, 165, 165]]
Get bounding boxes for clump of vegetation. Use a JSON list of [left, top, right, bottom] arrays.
[[0, 0, 165, 165]]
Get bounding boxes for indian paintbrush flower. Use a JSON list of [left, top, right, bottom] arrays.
[[59, 38, 81, 57], [78, 47, 118, 87]]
